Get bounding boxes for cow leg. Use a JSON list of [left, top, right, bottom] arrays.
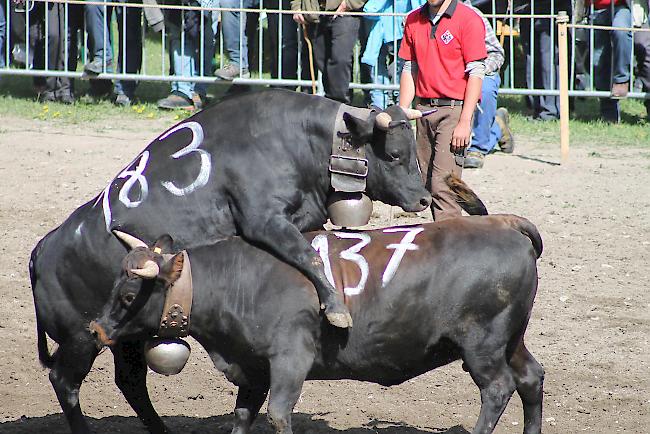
[[112, 340, 168, 433], [266, 354, 313, 434], [508, 340, 544, 434], [48, 337, 98, 434], [231, 385, 269, 434], [463, 348, 517, 434], [239, 214, 352, 328]]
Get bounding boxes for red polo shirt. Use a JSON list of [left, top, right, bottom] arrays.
[[399, 0, 487, 100]]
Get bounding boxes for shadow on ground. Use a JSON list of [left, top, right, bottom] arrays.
[[0, 414, 471, 434]]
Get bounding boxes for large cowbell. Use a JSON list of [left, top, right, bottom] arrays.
[[327, 106, 374, 228], [144, 337, 191, 375]]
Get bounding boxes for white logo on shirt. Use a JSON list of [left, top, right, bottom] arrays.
[[441, 30, 454, 45]]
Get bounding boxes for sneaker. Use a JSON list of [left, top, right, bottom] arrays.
[[495, 107, 515, 153], [215, 63, 250, 81], [114, 93, 132, 107], [610, 82, 629, 99], [84, 57, 112, 75], [157, 91, 194, 110], [39, 91, 56, 103], [464, 151, 485, 169]]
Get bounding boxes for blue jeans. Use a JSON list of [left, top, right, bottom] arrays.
[[169, 11, 214, 99], [220, 0, 257, 69], [368, 42, 401, 109], [470, 74, 502, 155], [85, 1, 113, 68], [592, 5, 632, 121]]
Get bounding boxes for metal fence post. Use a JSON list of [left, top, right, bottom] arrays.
[[557, 10, 570, 163]]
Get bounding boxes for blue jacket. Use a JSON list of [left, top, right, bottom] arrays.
[[361, 0, 424, 67]]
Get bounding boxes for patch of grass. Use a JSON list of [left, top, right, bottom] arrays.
[[498, 95, 649, 148]]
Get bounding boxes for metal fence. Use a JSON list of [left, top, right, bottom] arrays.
[[0, 0, 648, 100]]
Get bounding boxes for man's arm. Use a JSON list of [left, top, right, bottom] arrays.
[[451, 75, 483, 151], [399, 62, 417, 108]]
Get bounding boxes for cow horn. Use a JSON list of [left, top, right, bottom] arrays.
[[113, 230, 149, 250], [375, 112, 392, 130], [130, 260, 160, 279], [403, 108, 436, 120]]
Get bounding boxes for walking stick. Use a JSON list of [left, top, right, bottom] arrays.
[[301, 24, 317, 95]]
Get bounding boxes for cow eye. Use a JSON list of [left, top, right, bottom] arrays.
[[122, 292, 136, 306], [389, 152, 400, 161]]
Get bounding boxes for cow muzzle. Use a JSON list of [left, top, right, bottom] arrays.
[[89, 320, 115, 348]]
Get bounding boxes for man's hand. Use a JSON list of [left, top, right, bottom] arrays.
[[334, 1, 348, 18], [451, 119, 472, 152], [293, 13, 306, 25]]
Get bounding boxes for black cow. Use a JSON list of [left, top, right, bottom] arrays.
[[90, 215, 544, 434], [30, 89, 485, 434]]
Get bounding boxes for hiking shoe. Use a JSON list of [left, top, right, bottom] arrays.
[[84, 57, 112, 75], [114, 93, 132, 107], [157, 91, 194, 110], [57, 92, 75, 104], [464, 151, 485, 169], [495, 107, 515, 153], [215, 63, 250, 81], [610, 82, 629, 99], [39, 91, 56, 103], [191, 93, 208, 111]]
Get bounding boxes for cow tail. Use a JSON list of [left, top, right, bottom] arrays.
[[29, 242, 55, 369], [444, 174, 488, 216], [509, 216, 544, 259]]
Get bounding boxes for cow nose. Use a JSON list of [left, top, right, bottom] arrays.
[[420, 196, 432, 208]]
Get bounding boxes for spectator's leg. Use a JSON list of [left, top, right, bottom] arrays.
[[114, 1, 143, 100], [634, 25, 650, 118], [216, 0, 249, 79], [266, 0, 298, 81], [610, 4, 632, 87], [84, 1, 113, 71], [169, 28, 195, 101], [519, 16, 538, 114], [592, 8, 619, 122], [535, 17, 560, 120], [470, 74, 500, 155], [324, 14, 360, 104], [192, 10, 215, 102], [30, 3, 48, 96], [310, 20, 328, 94], [367, 43, 391, 109]]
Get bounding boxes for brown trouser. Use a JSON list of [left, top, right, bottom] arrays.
[[415, 102, 465, 221]]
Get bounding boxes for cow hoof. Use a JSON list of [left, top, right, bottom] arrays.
[[326, 311, 353, 328]]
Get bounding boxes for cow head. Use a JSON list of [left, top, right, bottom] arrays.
[[343, 105, 432, 212], [89, 232, 183, 348]]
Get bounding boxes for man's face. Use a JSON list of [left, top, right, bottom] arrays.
[[427, 0, 445, 7]]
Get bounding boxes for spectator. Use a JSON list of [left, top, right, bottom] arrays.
[[83, 0, 114, 99], [398, 0, 486, 221], [29, 0, 81, 103], [292, 0, 366, 103], [588, 0, 633, 122], [633, 0, 650, 119], [360, 0, 422, 108], [112, 0, 144, 106], [518, 0, 572, 121], [158, 0, 215, 110], [266, 0, 300, 82], [214, 0, 258, 80], [462, 1, 514, 169]]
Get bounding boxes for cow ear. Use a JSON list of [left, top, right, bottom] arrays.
[[343, 112, 373, 144], [152, 234, 174, 255], [159, 252, 184, 286]]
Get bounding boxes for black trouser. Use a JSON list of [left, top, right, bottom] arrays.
[[31, 2, 82, 96], [309, 14, 360, 103], [634, 24, 650, 116]]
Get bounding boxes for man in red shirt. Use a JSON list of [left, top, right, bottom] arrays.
[[398, 0, 486, 221]]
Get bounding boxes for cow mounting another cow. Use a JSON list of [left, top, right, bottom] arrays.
[[90, 215, 544, 434]]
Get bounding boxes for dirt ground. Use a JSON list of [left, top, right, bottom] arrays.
[[0, 113, 648, 434]]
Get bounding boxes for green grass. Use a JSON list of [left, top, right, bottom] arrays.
[[0, 29, 648, 147]]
